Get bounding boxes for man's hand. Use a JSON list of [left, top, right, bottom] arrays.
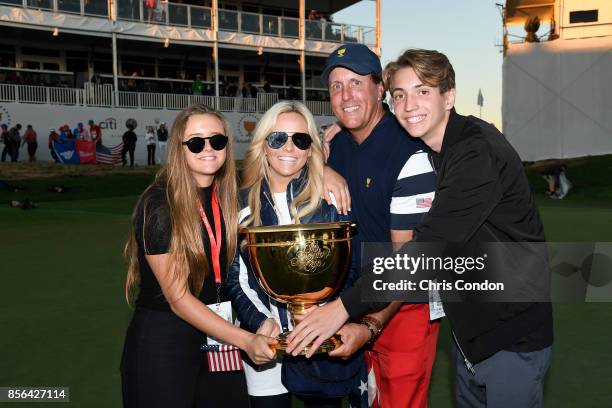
[[286, 298, 349, 358], [245, 334, 278, 365], [323, 166, 351, 215], [328, 323, 371, 359], [257, 318, 281, 338], [322, 122, 341, 161]]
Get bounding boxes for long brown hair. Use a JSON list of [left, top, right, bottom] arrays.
[[240, 101, 325, 226], [125, 104, 238, 305]]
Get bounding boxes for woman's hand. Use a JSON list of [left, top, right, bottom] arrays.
[[322, 122, 341, 161], [328, 323, 371, 359], [257, 318, 281, 338], [245, 334, 278, 365], [323, 166, 351, 215]]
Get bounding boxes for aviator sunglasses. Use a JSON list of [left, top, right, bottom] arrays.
[[266, 131, 312, 150], [182, 134, 228, 153]]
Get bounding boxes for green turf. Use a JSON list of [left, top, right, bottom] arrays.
[[1, 156, 611, 407]]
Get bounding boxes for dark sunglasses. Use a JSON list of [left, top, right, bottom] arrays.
[[266, 131, 312, 150], [182, 134, 228, 153]]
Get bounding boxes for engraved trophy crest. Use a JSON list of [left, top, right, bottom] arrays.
[[243, 121, 256, 138]]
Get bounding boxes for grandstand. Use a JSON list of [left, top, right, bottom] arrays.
[[0, 0, 380, 161]]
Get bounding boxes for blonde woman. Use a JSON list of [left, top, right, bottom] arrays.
[[226, 101, 365, 408], [121, 104, 276, 408]]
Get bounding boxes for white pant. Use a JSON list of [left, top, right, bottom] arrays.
[[157, 141, 167, 164]]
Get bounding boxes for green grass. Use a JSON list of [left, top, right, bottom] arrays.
[[1, 156, 611, 407]]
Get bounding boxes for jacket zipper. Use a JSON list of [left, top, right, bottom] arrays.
[[262, 188, 289, 330], [427, 152, 437, 176], [429, 151, 472, 373], [452, 330, 475, 375], [263, 191, 281, 222]]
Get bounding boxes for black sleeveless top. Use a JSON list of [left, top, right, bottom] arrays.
[[134, 185, 229, 311]]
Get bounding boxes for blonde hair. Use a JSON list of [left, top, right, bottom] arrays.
[[125, 104, 238, 305], [241, 101, 324, 226]]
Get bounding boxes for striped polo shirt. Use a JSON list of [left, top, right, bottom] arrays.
[[327, 108, 436, 267]]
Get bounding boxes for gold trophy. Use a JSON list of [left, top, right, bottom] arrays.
[[243, 121, 256, 138], [241, 222, 354, 354]]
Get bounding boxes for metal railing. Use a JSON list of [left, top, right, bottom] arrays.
[[305, 100, 333, 116], [0, 83, 332, 115], [49, 86, 82, 105], [0, 0, 374, 45], [1, 0, 111, 17], [84, 83, 113, 107]]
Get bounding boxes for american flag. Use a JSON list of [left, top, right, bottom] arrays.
[[416, 197, 433, 208], [201, 344, 244, 372], [96, 142, 123, 164]]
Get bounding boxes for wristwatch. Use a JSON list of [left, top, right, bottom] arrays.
[[359, 316, 383, 345]]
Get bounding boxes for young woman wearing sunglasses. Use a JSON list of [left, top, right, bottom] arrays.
[[121, 104, 277, 408], [226, 101, 366, 408]]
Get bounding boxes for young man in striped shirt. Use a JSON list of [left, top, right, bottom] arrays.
[[287, 43, 440, 408]]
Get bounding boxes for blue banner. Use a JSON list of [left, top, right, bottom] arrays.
[[53, 140, 80, 164]]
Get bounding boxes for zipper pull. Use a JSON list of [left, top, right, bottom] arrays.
[[452, 330, 476, 376], [465, 358, 475, 375]]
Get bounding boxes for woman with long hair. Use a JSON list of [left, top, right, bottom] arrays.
[[226, 101, 365, 408], [121, 104, 277, 408]]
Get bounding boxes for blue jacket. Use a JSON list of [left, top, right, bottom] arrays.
[[227, 171, 367, 404], [227, 170, 357, 333]]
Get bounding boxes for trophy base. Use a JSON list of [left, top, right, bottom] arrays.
[[272, 331, 341, 355]]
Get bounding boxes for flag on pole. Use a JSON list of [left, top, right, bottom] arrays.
[[477, 88, 484, 107]]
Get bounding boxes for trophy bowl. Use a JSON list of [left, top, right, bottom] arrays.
[[241, 221, 354, 354]]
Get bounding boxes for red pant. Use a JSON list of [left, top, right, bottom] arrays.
[[365, 304, 440, 408]]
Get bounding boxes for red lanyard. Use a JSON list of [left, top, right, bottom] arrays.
[[198, 187, 222, 285]]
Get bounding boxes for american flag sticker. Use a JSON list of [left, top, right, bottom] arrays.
[[202, 344, 244, 372], [416, 197, 433, 208]]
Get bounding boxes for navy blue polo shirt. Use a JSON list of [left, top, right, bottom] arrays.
[[327, 109, 431, 265]]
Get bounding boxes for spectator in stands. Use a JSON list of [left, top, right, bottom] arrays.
[[6, 124, 22, 162], [74, 122, 91, 141], [122, 124, 138, 167], [262, 79, 272, 94], [192, 74, 204, 95], [154, 0, 167, 22], [89, 119, 102, 145], [241, 83, 249, 98], [22, 124, 38, 162], [145, 0, 157, 23], [156, 122, 168, 164], [5, 63, 21, 84], [145, 125, 156, 166], [227, 81, 238, 97], [287, 85, 299, 100], [90, 72, 102, 84], [48, 128, 59, 162], [249, 83, 258, 99]]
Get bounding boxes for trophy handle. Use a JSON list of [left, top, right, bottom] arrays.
[[272, 330, 342, 355]]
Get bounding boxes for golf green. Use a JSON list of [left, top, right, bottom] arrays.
[[1, 159, 611, 407]]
